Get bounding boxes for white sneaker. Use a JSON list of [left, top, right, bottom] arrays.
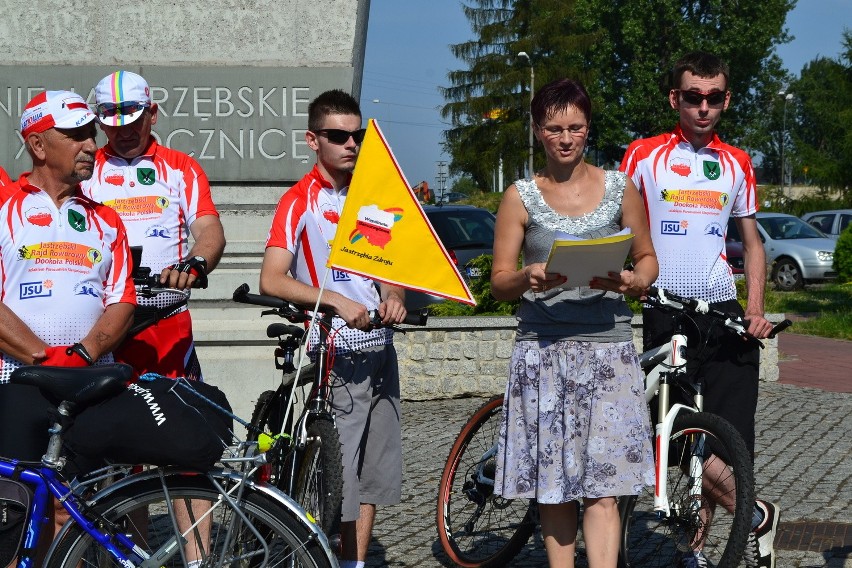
[[744, 500, 780, 568], [679, 550, 709, 568]]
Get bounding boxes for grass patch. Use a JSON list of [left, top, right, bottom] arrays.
[[762, 283, 852, 340]]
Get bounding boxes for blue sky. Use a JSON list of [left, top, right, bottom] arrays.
[[359, 0, 850, 192]]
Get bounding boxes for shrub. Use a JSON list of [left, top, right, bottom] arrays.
[[428, 254, 519, 316], [834, 224, 852, 283]]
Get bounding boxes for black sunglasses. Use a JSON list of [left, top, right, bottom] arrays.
[[315, 128, 367, 145], [678, 90, 727, 106]]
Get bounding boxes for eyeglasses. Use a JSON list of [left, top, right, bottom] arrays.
[[677, 90, 727, 106], [95, 101, 150, 119], [315, 128, 367, 145], [539, 124, 588, 138]]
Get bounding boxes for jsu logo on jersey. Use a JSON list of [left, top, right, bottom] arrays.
[[332, 269, 352, 282], [20, 280, 53, 299], [74, 282, 100, 298], [661, 220, 688, 235], [146, 225, 170, 239]]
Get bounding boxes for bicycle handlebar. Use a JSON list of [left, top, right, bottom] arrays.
[[133, 271, 192, 299], [232, 283, 429, 328], [646, 286, 792, 344]]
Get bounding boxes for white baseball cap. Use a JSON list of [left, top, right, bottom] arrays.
[[20, 90, 96, 137], [94, 71, 152, 127]]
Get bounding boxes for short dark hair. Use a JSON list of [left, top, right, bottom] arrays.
[[673, 51, 730, 90], [530, 78, 592, 127], [308, 89, 361, 131]]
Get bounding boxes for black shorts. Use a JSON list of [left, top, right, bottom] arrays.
[[643, 300, 760, 458]]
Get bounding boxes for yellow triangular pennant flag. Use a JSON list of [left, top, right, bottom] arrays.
[[327, 120, 476, 306]]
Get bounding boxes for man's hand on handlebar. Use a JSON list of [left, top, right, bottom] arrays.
[[333, 295, 375, 331], [160, 256, 208, 290], [743, 311, 774, 340]]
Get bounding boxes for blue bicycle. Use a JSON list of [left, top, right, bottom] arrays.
[[0, 363, 337, 568]]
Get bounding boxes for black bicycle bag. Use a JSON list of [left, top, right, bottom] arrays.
[[0, 477, 32, 566]]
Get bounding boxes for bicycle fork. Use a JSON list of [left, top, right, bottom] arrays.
[[653, 332, 704, 518]]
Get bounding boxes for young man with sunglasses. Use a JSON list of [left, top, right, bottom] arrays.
[[260, 89, 407, 568], [82, 71, 225, 383], [620, 52, 778, 568]]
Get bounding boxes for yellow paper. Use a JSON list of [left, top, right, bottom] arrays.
[[327, 120, 476, 305], [544, 233, 634, 288]]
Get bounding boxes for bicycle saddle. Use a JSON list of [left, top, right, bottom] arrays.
[[11, 364, 133, 409]]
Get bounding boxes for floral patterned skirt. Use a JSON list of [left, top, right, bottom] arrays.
[[494, 339, 655, 503]]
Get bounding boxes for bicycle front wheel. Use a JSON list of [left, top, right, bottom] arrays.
[[437, 395, 536, 568], [619, 411, 755, 568], [294, 416, 343, 538], [47, 475, 334, 568]]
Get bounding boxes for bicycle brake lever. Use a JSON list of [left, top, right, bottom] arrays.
[[728, 317, 765, 349]]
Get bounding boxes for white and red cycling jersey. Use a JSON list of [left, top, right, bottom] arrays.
[[266, 165, 391, 353], [82, 139, 219, 281], [0, 174, 136, 382], [619, 125, 758, 303]]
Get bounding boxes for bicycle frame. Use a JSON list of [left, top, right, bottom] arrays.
[[269, 310, 338, 498], [0, 458, 182, 568], [639, 331, 704, 517]]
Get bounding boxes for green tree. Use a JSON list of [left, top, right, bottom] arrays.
[[442, 0, 795, 177], [788, 31, 852, 195], [573, 0, 794, 164], [440, 0, 597, 189]]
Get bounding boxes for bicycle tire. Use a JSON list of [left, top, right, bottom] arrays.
[[618, 411, 755, 568], [46, 475, 333, 568], [437, 395, 536, 568], [294, 417, 344, 538], [249, 384, 299, 486]]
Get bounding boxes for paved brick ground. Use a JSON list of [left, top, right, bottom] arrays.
[[778, 333, 852, 393], [356, 334, 852, 567]]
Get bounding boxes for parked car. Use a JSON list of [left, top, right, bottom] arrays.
[[801, 209, 852, 240], [724, 238, 745, 275], [405, 205, 495, 310], [727, 213, 837, 291], [436, 192, 468, 204]]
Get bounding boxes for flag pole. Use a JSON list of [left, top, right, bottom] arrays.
[[277, 267, 332, 436]]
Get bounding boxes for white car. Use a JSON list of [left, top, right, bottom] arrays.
[[727, 213, 837, 291], [801, 209, 852, 240]]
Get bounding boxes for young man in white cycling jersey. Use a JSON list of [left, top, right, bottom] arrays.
[[620, 51, 779, 568]]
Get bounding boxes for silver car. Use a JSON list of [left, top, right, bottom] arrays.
[[728, 213, 836, 291], [801, 209, 852, 240]]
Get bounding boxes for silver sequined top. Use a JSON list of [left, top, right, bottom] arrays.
[[514, 170, 634, 342]]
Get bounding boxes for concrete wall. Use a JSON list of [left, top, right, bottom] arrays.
[[195, 312, 785, 424], [0, 0, 370, 73]]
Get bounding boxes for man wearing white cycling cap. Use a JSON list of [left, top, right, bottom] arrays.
[[0, 90, 135, 379], [82, 70, 225, 383], [0, 90, 136, 561]]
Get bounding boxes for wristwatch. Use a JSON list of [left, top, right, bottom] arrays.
[[67, 343, 94, 365]]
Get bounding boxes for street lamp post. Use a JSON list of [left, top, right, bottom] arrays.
[[517, 51, 534, 178], [778, 90, 793, 195]]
